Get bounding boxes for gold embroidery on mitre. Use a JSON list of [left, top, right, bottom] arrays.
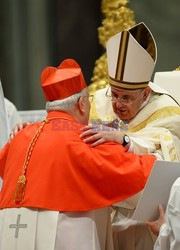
[[129, 23, 156, 62], [115, 30, 129, 81], [109, 77, 149, 90]]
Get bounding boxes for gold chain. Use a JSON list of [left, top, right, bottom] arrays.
[[14, 116, 72, 204]]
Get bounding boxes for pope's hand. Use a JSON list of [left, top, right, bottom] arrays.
[[145, 205, 165, 236], [9, 122, 30, 140], [80, 124, 124, 147]]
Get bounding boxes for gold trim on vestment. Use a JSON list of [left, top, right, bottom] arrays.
[[127, 106, 180, 133], [169, 146, 175, 155], [171, 154, 177, 161], [89, 96, 101, 120], [149, 132, 178, 162], [154, 134, 172, 141], [168, 147, 177, 162]]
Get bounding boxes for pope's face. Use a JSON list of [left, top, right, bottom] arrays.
[[111, 87, 151, 122]]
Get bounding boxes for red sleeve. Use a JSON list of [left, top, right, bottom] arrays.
[[63, 140, 156, 209]]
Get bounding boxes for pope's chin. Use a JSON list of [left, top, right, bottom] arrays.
[[114, 109, 129, 120], [118, 115, 129, 122]]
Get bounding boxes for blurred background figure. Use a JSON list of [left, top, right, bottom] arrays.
[[0, 79, 21, 189], [0, 80, 21, 149]]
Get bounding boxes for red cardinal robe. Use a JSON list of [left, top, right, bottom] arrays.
[[0, 111, 155, 211]]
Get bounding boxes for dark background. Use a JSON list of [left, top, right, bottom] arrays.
[[0, 0, 179, 110]]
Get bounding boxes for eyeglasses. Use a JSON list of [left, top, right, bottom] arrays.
[[105, 87, 144, 105], [82, 94, 94, 103]]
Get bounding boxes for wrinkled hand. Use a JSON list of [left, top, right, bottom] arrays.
[[80, 124, 124, 147], [9, 122, 30, 140], [146, 205, 165, 236]]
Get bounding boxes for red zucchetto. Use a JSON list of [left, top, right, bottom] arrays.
[[41, 59, 87, 101]]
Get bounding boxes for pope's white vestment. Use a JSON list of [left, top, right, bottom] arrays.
[[90, 82, 180, 250], [91, 83, 180, 162], [154, 177, 180, 250]]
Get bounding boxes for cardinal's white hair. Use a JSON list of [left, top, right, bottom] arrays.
[[46, 88, 87, 112]]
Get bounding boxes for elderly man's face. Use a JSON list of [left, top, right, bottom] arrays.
[[110, 87, 151, 122]]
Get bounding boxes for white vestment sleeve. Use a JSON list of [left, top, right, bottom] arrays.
[[154, 177, 180, 250], [129, 136, 163, 160], [4, 98, 22, 132]]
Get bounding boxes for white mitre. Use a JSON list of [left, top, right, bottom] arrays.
[[150, 70, 180, 105], [106, 22, 157, 90]]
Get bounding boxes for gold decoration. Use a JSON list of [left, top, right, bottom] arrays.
[[89, 0, 136, 94], [14, 116, 76, 204], [14, 174, 27, 204], [175, 66, 180, 71], [14, 119, 48, 204]]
